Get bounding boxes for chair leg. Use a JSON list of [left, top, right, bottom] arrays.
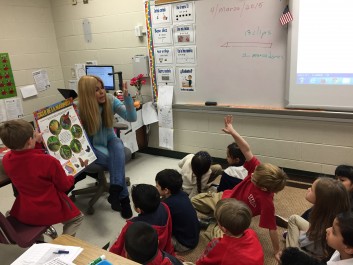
[[44, 226, 58, 239]]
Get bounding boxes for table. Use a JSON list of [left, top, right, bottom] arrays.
[[52, 235, 139, 265]]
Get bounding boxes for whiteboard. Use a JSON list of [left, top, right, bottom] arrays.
[[168, 0, 288, 107]]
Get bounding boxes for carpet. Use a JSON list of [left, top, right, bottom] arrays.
[[178, 185, 312, 265]]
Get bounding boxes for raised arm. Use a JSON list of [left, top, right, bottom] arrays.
[[112, 82, 137, 122], [222, 115, 253, 161]]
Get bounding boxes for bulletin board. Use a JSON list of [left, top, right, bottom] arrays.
[[152, 0, 288, 107]]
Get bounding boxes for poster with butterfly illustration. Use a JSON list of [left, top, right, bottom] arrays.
[[33, 99, 96, 176]]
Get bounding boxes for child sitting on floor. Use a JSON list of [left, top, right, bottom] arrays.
[[0, 119, 83, 236], [196, 198, 264, 265], [217, 142, 248, 192], [191, 115, 288, 258], [124, 221, 183, 265], [155, 169, 200, 252], [285, 177, 350, 261], [179, 151, 218, 198], [110, 184, 174, 257]]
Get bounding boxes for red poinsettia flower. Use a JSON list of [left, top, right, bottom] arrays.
[[130, 74, 146, 92]]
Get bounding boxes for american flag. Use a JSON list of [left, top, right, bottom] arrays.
[[280, 5, 293, 26]]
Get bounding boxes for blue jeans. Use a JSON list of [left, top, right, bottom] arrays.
[[93, 137, 128, 199]]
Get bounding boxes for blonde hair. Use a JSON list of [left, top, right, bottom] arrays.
[[215, 198, 252, 236], [77, 75, 113, 135], [251, 163, 288, 193]]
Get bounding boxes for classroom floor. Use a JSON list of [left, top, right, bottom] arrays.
[[0, 152, 312, 265]]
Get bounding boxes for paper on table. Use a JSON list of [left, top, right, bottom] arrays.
[[19, 84, 38, 98], [142, 102, 158, 125], [120, 130, 139, 153], [159, 127, 173, 150], [43, 257, 76, 265], [11, 243, 83, 265], [131, 109, 143, 131]]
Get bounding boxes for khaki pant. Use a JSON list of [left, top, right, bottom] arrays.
[[286, 214, 309, 248], [191, 191, 223, 240], [63, 212, 84, 236]]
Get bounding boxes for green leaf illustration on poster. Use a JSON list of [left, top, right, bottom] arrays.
[[0, 53, 17, 99]]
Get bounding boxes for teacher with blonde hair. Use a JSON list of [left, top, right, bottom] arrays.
[[77, 75, 136, 219]]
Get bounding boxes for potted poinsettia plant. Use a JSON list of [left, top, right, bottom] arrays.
[[130, 74, 146, 107]]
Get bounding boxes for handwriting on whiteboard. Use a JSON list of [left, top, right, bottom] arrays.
[[210, 1, 265, 18]]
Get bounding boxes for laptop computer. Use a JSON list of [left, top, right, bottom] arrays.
[[57, 88, 78, 100]]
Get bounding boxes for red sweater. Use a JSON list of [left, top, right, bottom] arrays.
[[222, 156, 276, 230], [2, 146, 80, 225], [110, 202, 175, 257], [196, 229, 264, 265]]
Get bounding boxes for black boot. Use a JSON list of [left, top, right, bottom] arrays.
[[108, 185, 123, 212], [120, 196, 133, 219]]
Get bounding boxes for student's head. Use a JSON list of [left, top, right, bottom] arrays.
[[280, 247, 322, 265], [307, 177, 351, 257], [335, 165, 353, 193], [155, 169, 182, 197], [226, 142, 246, 166], [214, 198, 251, 236], [326, 212, 353, 258], [251, 163, 288, 193], [124, 221, 158, 263], [0, 119, 35, 150], [131, 184, 160, 213], [77, 75, 113, 136], [191, 151, 212, 193]]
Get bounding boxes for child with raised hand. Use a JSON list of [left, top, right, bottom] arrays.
[[124, 221, 183, 265], [196, 198, 264, 265], [179, 151, 214, 198], [110, 184, 174, 257], [0, 119, 83, 236], [192, 115, 288, 259], [326, 211, 353, 264], [155, 169, 200, 252], [285, 177, 351, 261], [217, 142, 248, 192]]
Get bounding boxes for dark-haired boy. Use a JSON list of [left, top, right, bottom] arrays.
[[155, 169, 200, 252], [125, 221, 183, 265], [217, 142, 248, 192], [110, 184, 174, 257], [196, 198, 264, 265]]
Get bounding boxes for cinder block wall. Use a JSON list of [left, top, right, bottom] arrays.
[[148, 110, 353, 175]]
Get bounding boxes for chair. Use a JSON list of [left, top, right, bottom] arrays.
[[0, 212, 56, 248]]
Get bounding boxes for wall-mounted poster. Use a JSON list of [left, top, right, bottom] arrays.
[[177, 67, 195, 92], [155, 47, 174, 65], [0, 53, 17, 99], [173, 24, 195, 45], [172, 2, 195, 24], [156, 67, 175, 84], [152, 26, 173, 46], [175, 46, 196, 64], [152, 4, 172, 25], [33, 99, 97, 176]]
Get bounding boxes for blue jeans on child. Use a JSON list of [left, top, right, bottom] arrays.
[[93, 137, 128, 199]]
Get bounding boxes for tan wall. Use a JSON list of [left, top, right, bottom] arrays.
[[0, 0, 64, 121]]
